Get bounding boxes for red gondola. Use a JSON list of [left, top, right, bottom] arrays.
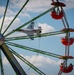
[[51, 10, 64, 20], [61, 37, 73, 46], [60, 64, 73, 73]]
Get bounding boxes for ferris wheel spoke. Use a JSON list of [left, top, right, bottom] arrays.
[[4, 6, 57, 37], [58, 60, 67, 75], [0, 0, 9, 33], [5, 30, 67, 41], [8, 46, 46, 75], [58, 70, 62, 75], [61, 7, 69, 28], [5, 41, 62, 58], [61, 18, 66, 28], [0, 50, 4, 75], [3, 0, 29, 35], [66, 32, 70, 56]]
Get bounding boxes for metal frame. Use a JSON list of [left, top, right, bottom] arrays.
[[0, 0, 73, 75]]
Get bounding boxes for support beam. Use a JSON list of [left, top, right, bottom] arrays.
[[5, 30, 67, 41], [5, 42, 62, 58], [1, 44, 27, 75]]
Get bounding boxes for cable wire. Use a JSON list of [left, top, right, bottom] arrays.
[[0, 0, 9, 33]]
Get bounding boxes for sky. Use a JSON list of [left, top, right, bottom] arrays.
[[0, 0, 74, 75]]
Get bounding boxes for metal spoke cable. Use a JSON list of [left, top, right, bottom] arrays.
[[26, 54, 39, 72], [65, 46, 67, 56], [67, 32, 70, 56], [3, 0, 29, 35], [5, 41, 62, 58], [64, 32, 70, 56], [5, 30, 67, 41], [0, 50, 4, 75], [58, 60, 66, 75], [61, 18, 66, 28], [0, 0, 9, 33], [60, 7, 67, 28], [4, 6, 57, 37], [8, 47, 46, 75], [26, 38, 40, 72], [58, 70, 62, 75], [66, 32, 70, 56], [61, 7, 69, 28]]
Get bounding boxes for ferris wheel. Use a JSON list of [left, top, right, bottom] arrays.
[[0, 0, 74, 75]]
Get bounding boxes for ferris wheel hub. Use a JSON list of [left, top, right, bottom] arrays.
[[0, 34, 5, 45]]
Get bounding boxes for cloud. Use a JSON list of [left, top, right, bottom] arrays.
[[24, 55, 62, 67], [7, 9, 31, 18], [19, 12, 31, 18], [10, 0, 74, 13], [0, 5, 31, 18], [0, 6, 16, 17], [3, 54, 62, 67], [10, 0, 52, 13], [2, 54, 63, 75], [54, 0, 74, 9], [27, 55, 61, 67], [38, 23, 55, 33], [0, 16, 22, 33], [0, 0, 74, 18], [65, 0, 74, 9], [0, 16, 64, 38], [37, 23, 65, 37], [0, 6, 5, 15], [29, 73, 35, 75], [0, 16, 56, 37], [25, 0, 52, 13]]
